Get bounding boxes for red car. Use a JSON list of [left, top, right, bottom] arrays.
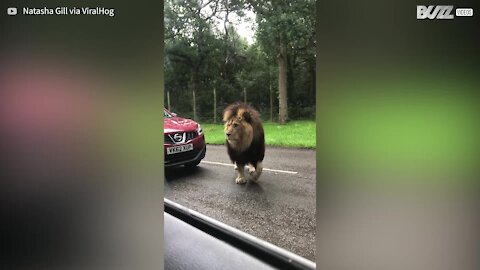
[[164, 108, 206, 168]]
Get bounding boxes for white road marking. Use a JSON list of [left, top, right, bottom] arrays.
[[201, 160, 298, 175]]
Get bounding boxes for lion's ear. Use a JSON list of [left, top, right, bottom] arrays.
[[223, 110, 232, 123], [241, 110, 252, 123]]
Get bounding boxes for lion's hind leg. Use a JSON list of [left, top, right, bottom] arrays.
[[247, 163, 256, 174], [250, 162, 263, 182]]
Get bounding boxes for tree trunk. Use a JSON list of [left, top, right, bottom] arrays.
[[223, 2, 230, 81], [189, 73, 197, 121], [287, 51, 295, 106], [278, 42, 288, 124], [193, 90, 196, 121]]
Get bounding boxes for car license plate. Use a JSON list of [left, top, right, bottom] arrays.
[[167, 144, 194, 155]]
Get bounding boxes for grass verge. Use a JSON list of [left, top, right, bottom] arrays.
[[201, 120, 315, 149]]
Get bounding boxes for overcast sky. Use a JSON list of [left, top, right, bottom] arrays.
[[201, 5, 257, 44], [229, 9, 257, 44]]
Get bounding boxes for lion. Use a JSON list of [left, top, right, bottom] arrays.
[[223, 102, 265, 184]]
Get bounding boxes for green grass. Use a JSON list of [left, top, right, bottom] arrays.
[[201, 120, 316, 149]]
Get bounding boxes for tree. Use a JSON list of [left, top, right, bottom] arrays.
[[248, 0, 315, 124], [165, 0, 315, 123]]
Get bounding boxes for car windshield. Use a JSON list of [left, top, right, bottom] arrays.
[[164, 0, 316, 264], [164, 109, 173, 118]]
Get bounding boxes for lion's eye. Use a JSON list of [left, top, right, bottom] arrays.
[[233, 123, 238, 128]]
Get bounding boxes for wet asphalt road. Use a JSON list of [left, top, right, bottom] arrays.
[[165, 144, 316, 261]]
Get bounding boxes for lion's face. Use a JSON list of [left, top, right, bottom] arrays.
[[224, 115, 253, 152]]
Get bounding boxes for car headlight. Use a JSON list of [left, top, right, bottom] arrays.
[[197, 124, 203, 135]]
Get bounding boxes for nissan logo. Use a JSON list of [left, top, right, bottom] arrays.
[[174, 133, 183, 142]]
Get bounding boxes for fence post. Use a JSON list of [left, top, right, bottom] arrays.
[[193, 90, 197, 121], [167, 91, 171, 111], [213, 87, 217, 124], [243, 87, 247, 104], [269, 75, 273, 122]]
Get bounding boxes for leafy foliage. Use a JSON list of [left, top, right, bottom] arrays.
[[165, 0, 315, 123]]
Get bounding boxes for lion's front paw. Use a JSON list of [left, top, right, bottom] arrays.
[[235, 176, 247, 184]]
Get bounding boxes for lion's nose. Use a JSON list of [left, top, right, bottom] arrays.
[[226, 133, 231, 137]]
